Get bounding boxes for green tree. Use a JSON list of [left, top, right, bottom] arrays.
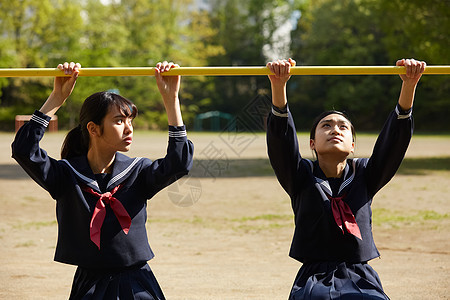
[[374, 0, 450, 131], [0, 0, 223, 130], [112, 0, 224, 129], [201, 0, 299, 126], [0, 0, 83, 129], [289, 0, 449, 131]]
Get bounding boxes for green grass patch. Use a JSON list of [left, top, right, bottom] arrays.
[[373, 208, 449, 226], [13, 220, 57, 230], [228, 214, 292, 232], [398, 157, 450, 175], [230, 214, 292, 222], [149, 213, 293, 232], [233, 222, 287, 232], [190, 158, 274, 178], [15, 241, 36, 248], [23, 196, 41, 202]]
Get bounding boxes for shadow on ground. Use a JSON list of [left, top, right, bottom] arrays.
[[1, 157, 448, 180]]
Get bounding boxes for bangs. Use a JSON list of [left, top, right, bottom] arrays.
[[310, 110, 355, 141], [111, 93, 138, 119]]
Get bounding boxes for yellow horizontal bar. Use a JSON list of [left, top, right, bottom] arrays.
[[0, 66, 448, 77]]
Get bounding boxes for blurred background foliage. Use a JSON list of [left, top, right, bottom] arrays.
[[0, 0, 448, 132]]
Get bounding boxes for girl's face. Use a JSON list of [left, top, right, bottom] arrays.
[[92, 105, 134, 153], [310, 113, 354, 158]]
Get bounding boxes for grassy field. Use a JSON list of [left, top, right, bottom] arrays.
[[0, 130, 449, 299]]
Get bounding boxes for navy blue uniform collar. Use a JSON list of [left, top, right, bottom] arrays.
[[62, 153, 143, 192], [307, 158, 357, 197]]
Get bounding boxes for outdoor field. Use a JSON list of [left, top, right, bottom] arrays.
[[0, 129, 449, 299]]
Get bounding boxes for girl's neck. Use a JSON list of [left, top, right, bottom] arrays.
[[317, 156, 347, 178], [87, 146, 116, 174]]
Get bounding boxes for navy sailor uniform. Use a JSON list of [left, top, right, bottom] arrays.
[[12, 110, 194, 299], [267, 104, 413, 299]]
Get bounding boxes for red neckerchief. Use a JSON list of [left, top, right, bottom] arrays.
[[326, 193, 362, 240], [82, 185, 131, 249], [310, 159, 362, 240]]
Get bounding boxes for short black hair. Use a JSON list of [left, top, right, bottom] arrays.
[[310, 110, 355, 141]]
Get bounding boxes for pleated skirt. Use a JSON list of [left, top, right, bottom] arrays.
[[289, 261, 390, 300], [69, 262, 165, 300]]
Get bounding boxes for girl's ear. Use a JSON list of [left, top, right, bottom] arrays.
[[87, 121, 99, 138], [350, 141, 355, 154], [310, 139, 315, 150]]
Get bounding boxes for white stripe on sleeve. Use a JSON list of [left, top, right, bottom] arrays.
[[31, 114, 50, 128]]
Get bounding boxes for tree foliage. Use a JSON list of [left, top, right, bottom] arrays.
[[0, 0, 448, 131], [289, 0, 449, 131]]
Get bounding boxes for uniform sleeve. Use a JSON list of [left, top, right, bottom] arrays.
[[142, 125, 194, 199], [11, 110, 64, 199], [266, 105, 303, 197], [365, 104, 413, 197]]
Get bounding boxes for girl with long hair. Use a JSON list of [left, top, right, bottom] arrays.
[[12, 61, 194, 299]]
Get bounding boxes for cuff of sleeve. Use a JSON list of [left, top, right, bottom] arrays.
[[168, 125, 187, 138], [395, 104, 412, 120], [31, 110, 51, 128], [271, 104, 289, 118]]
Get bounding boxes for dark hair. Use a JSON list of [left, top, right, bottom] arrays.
[[310, 110, 355, 141], [61, 91, 137, 159], [309, 110, 356, 159]]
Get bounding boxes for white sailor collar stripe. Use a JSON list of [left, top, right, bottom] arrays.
[[338, 158, 357, 194], [106, 157, 143, 190], [62, 154, 144, 192], [61, 159, 100, 190], [306, 158, 357, 197]]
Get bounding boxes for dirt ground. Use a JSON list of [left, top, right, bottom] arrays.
[[0, 130, 449, 299]]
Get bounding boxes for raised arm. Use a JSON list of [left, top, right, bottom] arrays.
[[154, 61, 183, 126], [396, 58, 426, 110], [142, 61, 193, 198], [40, 62, 81, 117], [11, 62, 80, 198], [266, 59, 307, 198], [266, 58, 296, 109], [366, 58, 426, 196]]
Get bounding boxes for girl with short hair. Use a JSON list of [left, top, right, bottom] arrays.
[[266, 58, 426, 299]]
